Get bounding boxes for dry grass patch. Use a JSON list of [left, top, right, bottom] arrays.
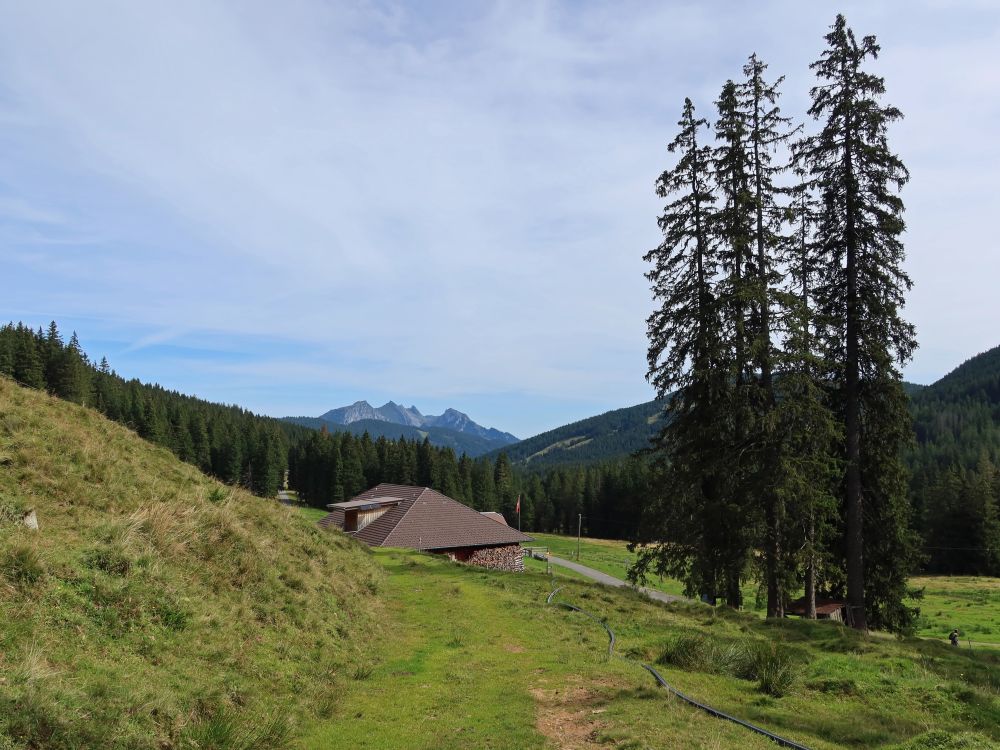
[[530, 682, 611, 749]]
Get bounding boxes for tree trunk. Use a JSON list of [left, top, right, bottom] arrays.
[[843, 80, 867, 632], [726, 571, 743, 610], [751, 74, 780, 619], [806, 512, 817, 619]]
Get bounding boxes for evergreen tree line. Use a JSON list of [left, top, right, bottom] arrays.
[[636, 15, 918, 632], [6, 316, 996, 584], [0, 322, 295, 498], [289, 425, 653, 537]]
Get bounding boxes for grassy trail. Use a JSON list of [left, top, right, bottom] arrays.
[[301, 550, 781, 750], [301, 549, 1000, 750]]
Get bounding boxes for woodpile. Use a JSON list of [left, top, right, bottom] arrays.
[[441, 543, 525, 572]]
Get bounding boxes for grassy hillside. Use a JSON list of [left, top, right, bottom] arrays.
[[307, 548, 1000, 749], [0, 377, 383, 749]]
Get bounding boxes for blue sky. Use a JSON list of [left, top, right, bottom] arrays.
[[1, 1, 998, 438]]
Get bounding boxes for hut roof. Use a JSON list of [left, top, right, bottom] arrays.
[[318, 484, 532, 550]]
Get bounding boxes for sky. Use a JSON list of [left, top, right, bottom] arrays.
[[1, 1, 998, 439]]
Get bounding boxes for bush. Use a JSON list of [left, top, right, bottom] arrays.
[[656, 633, 728, 672], [731, 640, 798, 697], [657, 634, 799, 697]]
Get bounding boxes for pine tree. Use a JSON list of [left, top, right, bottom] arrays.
[[711, 79, 758, 607], [801, 15, 918, 630], [737, 53, 800, 617], [638, 98, 735, 602], [12, 330, 45, 389]]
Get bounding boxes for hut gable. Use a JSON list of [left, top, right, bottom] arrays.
[[317, 483, 532, 551]]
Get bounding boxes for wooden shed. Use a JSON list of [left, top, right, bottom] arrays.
[[785, 597, 848, 623]]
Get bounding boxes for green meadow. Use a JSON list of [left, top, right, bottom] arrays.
[[304, 548, 1000, 749]]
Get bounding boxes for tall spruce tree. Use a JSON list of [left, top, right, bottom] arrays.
[[777, 173, 841, 618], [738, 53, 799, 617], [711, 79, 757, 607], [801, 15, 917, 630], [637, 98, 735, 602]]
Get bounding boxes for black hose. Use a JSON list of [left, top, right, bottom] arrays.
[[640, 664, 811, 750], [555, 601, 616, 656], [546, 584, 811, 750]]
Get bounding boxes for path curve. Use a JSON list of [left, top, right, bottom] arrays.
[[547, 555, 687, 604]]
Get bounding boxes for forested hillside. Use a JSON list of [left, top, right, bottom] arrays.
[[0, 322, 303, 498], [487, 400, 664, 468], [908, 345, 1000, 575], [5, 319, 999, 577]]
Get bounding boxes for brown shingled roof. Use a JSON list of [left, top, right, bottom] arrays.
[[318, 483, 532, 550], [480, 511, 508, 526]]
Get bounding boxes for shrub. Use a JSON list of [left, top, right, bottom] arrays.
[[731, 640, 798, 697], [656, 633, 719, 672]]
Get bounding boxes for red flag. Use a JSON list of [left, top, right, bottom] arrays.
[[515, 494, 521, 514]]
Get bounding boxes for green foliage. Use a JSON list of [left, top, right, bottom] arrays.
[[180, 710, 291, 750], [656, 633, 798, 696]]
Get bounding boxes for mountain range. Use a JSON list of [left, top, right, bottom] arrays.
[[282, 345, 1000, 470], [283, 400, 519, 457]]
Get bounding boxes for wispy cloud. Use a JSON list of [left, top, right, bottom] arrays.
[[0, 1, 997, 434]]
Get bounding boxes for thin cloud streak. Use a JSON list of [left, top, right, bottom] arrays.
[[0, 1, 997, 435]]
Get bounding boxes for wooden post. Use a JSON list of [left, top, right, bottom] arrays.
[[577, 514, 582, 561]]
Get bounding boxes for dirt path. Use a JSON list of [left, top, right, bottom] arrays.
[[548, 555, 687, 604]]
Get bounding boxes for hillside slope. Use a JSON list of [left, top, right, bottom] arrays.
[[0, 377, 383, 750], [910, 344, 1000, 470], [488, 399, 664, 468], [498, 373, 953, 471]]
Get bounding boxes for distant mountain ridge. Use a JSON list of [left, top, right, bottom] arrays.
[[485, 400, 665, 469], [318, 400, 519, 443], [492, 378, 934, 470], [283, 400, 519, 457]]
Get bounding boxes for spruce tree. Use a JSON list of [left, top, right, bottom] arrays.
[[737, 53, 799, 617], [801, 15, 917, 630], [637, 98, 733, 602], [711, 79, 757, 607], [13, 331, 45, 389]]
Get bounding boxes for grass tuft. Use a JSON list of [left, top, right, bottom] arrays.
[[1, 543, 45, 587]]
